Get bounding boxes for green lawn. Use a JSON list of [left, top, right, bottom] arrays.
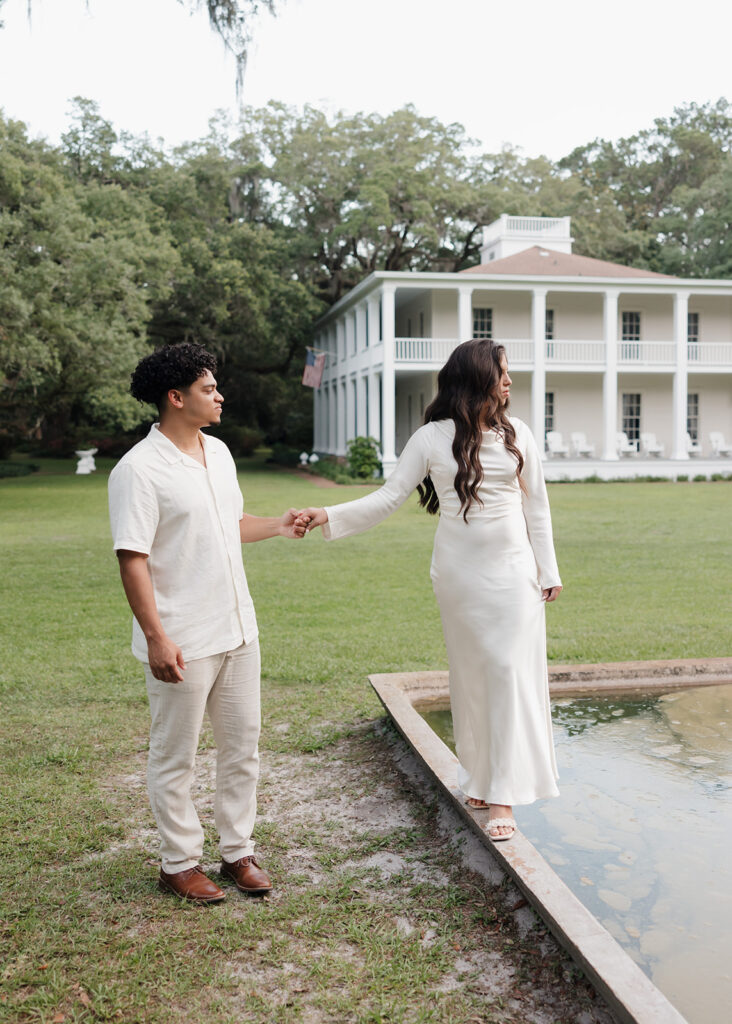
[[1, 462, 729, 1023]]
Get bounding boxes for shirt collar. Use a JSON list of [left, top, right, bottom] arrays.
[[148, 423, 214, 465]]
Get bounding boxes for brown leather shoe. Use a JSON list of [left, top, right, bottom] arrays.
[[220, 855, 272, 894], [158, 865, 226, 904]]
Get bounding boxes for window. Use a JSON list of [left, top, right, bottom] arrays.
[[407, 394, 413, 435], [407, 317, 412, 337], [378, 299, 383, 342], [364, 305, 369, 349], [473, 308, 493, 339], [621, 312, 641, 359], [352, 313, 357, 355], [364, 376, 370, 435], [544, 392, 555, 441], [622, 393, 641, 444], [687, 393, 699, 442], [688, 312, 699, 362], [419, 311, 424, 338], [545, 308, 555, 358]]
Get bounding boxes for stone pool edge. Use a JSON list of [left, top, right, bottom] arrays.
[[367, 660, 732, 1024]]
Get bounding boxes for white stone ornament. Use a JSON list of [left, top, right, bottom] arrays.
[[74, 448, 98, 475]]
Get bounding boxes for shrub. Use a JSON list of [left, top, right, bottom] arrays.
[[693, 473, 708, 482], [268, 443, 301, 467], [675, 474, 688, 482], [0, 461, 39, 478], [347, 436, 382, 479], [209, 422, 263, 456]]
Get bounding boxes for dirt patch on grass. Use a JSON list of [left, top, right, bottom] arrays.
[[107, 719, 614, 1023]]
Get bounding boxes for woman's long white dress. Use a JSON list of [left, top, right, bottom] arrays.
[[323, 417, 562, 806]]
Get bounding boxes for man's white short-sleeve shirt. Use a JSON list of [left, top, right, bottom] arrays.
[[108, 424, 258, 662]]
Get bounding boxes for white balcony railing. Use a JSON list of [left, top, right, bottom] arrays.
[[688, 342, 732, 364], [394, 338, 457, 363], [546, 340, 605, 363], [499, 338, 534, 363], [618, 341, 676, 364], [391, 338, 732, 368]]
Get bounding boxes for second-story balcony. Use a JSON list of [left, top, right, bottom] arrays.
[[392, 337, 732, 369]]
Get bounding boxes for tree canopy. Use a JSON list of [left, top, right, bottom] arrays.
[[2, 95, 732, 452]]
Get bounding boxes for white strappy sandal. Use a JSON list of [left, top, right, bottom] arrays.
[[486, 817, 516, 842]]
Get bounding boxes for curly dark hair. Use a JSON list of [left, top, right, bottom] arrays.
[[417, 339, 525, 520], [130, 344, 218, 409]]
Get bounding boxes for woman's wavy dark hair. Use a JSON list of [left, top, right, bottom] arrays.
[[417, 339, 524, 520]]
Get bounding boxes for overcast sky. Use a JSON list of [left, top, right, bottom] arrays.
[[1, 0, 731, 158]]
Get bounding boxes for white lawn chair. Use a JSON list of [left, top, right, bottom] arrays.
[[640, 432, 665, 457], [570, 431, 595, 457], [686, 433, 702, 457], [616, 432, 637, 456], [546, 431, 569, 457], [710, 431, 732, 457]]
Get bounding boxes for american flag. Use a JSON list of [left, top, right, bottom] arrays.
[[301, 348, 326, 388]]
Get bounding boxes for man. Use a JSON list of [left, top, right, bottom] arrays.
[[109, 343, 305, 904]]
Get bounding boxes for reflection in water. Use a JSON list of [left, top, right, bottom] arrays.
[[423, 684, 732, 1024]]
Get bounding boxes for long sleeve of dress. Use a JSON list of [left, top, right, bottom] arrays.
[[517, 421, 562, 590], [322, 425, 432, 541]]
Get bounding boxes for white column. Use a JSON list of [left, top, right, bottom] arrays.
[[457, 286, 473, 342], [328, 384, 336, 454], [602, 289, 619, 460], [368, 371, 379, 442], [312, 386, 320, 450], [337, 379, 346, 455], [367, 296, 380, 347], [356, 375, 367, 435], [672, 291, 689, 460], [530, 288, 547, 452], [345, 374, 355, 446], [381, 284, 397, 475], [336, 320, 345, 363]]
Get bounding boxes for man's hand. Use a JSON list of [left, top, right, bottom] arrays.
[[278, 508, 309, 539], [542, 586, 563, 603], [147, 633, 187, 683], [296, 507, 328, 532]]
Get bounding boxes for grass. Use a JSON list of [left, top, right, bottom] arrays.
[[1, 457, 729, 1023]]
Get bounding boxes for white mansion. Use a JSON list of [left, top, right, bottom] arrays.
[[310, 216, 732, 478]]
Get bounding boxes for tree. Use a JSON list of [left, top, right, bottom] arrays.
[[0, 110, 178, 449], [558, 99, 732, 274], [0, 1, 281, 84], [143, 138, 321, 445]]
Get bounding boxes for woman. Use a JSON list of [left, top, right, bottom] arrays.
[[300, 339, 562, 841]]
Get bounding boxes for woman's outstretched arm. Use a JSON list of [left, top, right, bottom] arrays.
[[300, 425, 432, 541]]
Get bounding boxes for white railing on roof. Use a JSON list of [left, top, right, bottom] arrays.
[[688, 342, 732, 364], [505, 216, 566, 234], [394, 338, 457, 363], [546, 340, 605, 364], [618, 341, 676, 364]]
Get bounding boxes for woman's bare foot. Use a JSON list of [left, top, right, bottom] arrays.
[[465, 797, 490, 809], [487, 804, 515, 841]]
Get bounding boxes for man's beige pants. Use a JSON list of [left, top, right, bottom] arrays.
[[144, 639, 261, 874]]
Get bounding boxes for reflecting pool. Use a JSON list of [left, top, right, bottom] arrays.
[[423, 683, 732, 1024]]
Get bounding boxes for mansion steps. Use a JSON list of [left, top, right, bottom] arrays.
[[310, 216, 732, 478]]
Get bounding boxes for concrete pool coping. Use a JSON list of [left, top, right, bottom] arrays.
[[369, 657, 732, 1024]]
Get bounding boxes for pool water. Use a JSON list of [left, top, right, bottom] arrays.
[[422, 683, 732, 1024]]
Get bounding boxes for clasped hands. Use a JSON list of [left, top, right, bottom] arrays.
[[280, 507, 327, 539]]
